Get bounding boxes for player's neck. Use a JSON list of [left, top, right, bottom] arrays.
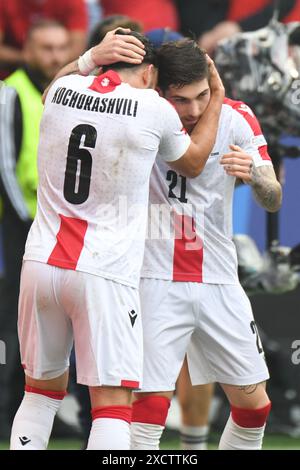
[[117, 67, 149, 90]]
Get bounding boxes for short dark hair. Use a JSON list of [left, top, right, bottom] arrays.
[[88, 15, 143, 49], [102, 30, 158, 72], [157, 39, 208, 91], [26, 19, 67, 41]]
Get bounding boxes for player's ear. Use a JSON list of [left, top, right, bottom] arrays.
[[142, 64, 158, 89]]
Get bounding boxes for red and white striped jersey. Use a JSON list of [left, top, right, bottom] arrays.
[[23, 71, 191, 288], [141, 98, 273, 284]]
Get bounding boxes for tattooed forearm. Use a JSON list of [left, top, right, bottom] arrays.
[[250, 165, 282, 212]]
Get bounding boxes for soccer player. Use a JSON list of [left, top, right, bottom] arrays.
[[0, 19, 70, 440], [131, 39, 282, 450], [176, 359, 214, 450], [10, 31, 225, 450]]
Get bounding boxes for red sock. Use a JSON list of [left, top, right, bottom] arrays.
[[231, 402, 272, 428], [132, 396, 170, 425], [25, 385, 67, 400], [91, 405, 132, 423]]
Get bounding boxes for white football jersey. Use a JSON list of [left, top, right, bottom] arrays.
[[24, 71, 191, 288], [142, 98, 273, 284]]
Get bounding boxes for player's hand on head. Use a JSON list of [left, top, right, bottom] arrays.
[[91, 28, 146, 67], [206, 54, 225, 100], [220, 144, 254, 184]]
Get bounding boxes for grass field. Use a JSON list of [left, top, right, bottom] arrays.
[[1, 433, 300, 450]]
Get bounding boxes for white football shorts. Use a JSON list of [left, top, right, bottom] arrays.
[[18, 261, 142, 388], [138, 279, 269, 391]]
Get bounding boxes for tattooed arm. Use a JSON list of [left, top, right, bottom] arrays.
[[249, 165, 282, 213], [220, 144, 282, 213]]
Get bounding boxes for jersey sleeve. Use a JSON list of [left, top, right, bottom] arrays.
[[158, 98, 191, 163], [232, 101, 273, 168]]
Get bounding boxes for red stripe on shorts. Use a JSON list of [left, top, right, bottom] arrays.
[[121, 380, 140, 389], [47, 214, 88, 270], [172, 212, 203, 282]]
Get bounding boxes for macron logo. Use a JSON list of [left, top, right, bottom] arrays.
[[128, 309, 137, 327], [19, 436, 31, 446]]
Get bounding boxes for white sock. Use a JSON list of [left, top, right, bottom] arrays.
[[87, 418, 130, 450], [219, 415, 265, 450], [10, 392, 63, 450], [180, 425, 209, 450], [131, 422, 164, 450]]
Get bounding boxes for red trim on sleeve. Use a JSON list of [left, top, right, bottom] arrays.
[[89, 70, 122, 94], [258, 145, 271, 161], [231, 402, 272, 428], [224, 97, 261, 135], [224, 97, 271, 161], [132, 396, 170, 426], [25, 385, 67, 400], [91, 405, 132, 423], [173, 212, 203, 282], [47, 214, 88, 270]]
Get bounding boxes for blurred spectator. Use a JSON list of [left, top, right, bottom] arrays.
[[88, 15, 142, 49], [0, 0, 88, 79], [85, 0, 103, 33], [0, 20, 70, 440], [101, 0, 179, 32], [176, 0, 300, 56], [228, 0, 300, 27], [176, 0, 229, 40]]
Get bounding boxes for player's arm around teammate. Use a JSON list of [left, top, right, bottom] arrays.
[[167, 55, 225, 177], [10, 31, 228, 450], [47, 30, 226, 179], [42, 28, 147, 102]]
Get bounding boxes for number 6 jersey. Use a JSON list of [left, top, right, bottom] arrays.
[[141, 98, 273, 284], [23, 71, 191, 288]]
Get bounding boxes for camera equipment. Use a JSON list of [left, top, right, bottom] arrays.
[[215, 15, 300, 152], [234, 235, 299, 295], [215, 0, 300, 293]]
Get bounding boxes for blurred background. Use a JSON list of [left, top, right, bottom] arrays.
[[1, 0, 300, 450]]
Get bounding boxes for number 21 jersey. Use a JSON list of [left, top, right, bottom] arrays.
[[142, 98, 273, 284]]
